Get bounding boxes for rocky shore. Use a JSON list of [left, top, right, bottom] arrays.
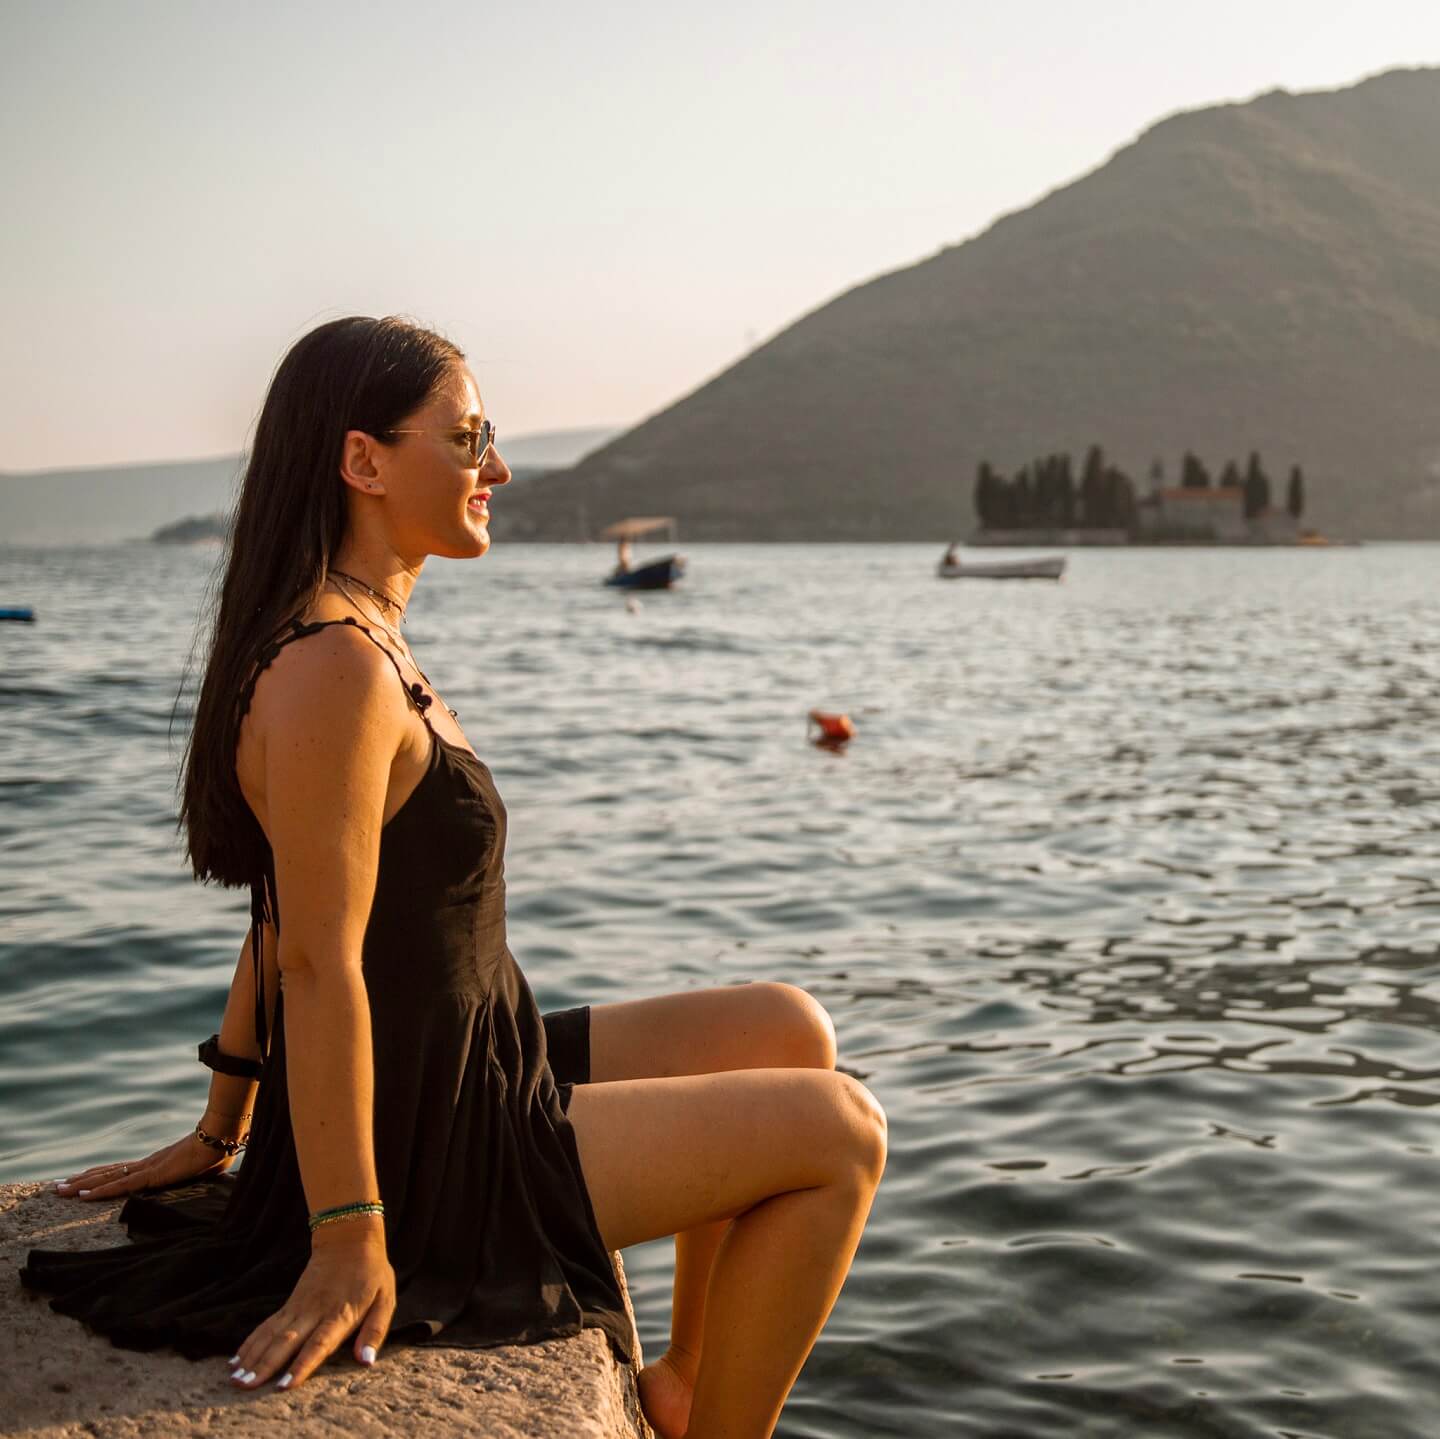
[[2, 1182, 653, 1439]]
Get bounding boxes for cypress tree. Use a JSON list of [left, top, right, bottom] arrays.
[[1287, 465, 1305, 518], [1181, 451, 1209, 488], [1243, 471, 1264, 519], [993, 471, 1012, 528], [1243, 451, 1269, 519], [1110, 470, 1138, 532], [1014, 466, 1033, 528], [1100, 468, 1119, 528], [1032, 457, 1051, 527], [1097, 467, 1137, 530], [1081, 445, 1105, 526], [1044, 454, 1064, 526], [1243, 451, 1271, 517]]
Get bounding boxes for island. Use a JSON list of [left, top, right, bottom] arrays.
[[969, 446, 1339, 545], [150, 513, 229, 544]]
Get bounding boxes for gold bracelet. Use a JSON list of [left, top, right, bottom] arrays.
[[309, 1201, 385, 1232]]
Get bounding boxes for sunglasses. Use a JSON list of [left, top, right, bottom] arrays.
[[383, 419, 496, 465]]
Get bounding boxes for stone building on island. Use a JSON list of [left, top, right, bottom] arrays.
[[1134, 485, 1301, 543]]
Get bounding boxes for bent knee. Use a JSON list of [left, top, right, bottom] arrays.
[[758, 981, 838, 1070], [834, 1072, 888, 1181]]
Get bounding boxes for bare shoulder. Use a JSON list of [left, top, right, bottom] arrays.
[[248, 622, 413, 964], [247, 620, 408, 744]]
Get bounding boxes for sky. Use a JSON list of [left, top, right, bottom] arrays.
[[3, 0, 1439, 473]]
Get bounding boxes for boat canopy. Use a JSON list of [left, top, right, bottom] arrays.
[[598, 516, 678, 540]]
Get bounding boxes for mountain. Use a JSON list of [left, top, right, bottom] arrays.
[[497, 426, 617, 470], [0, 456, 243, 545], [490, 66, 1440, 542], [0, 426, 617, 546]]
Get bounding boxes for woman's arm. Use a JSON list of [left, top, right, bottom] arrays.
[[228, 623, 403, 1390]]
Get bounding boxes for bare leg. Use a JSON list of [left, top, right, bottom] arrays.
[[585, 985, 845, 1436], [567, 1063, 886, 1439], [639, 1220, 726, 1438], [685, 1167, 881, 1439], [669, 1218, 726, 1369]]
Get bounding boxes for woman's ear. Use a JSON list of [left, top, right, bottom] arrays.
[[339, 430, 385, 495]]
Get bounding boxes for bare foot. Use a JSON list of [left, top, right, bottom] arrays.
[[637, 1348, 697, 1439]]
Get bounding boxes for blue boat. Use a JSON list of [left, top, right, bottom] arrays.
[[599, 516, 686, 590], [604, 555, 686, 590], [0, 607, 35, 622]]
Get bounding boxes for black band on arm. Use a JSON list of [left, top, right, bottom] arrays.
[[198, 1032, 263, 1080]]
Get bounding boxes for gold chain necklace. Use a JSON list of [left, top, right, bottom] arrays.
[[329, 567, 407, 623], [328, 575, 407, 650], [324, 575, 458, 720]]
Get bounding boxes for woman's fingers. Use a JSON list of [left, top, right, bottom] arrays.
[[278, 1315, 355, 1389], [237, 1314, 316, 1388], [56, 1162, 148, 1198], [236, 1312, 348, 1390], [230, 1308, 292, 1385], [56, 1135, 230, 1203], [232, 1306, 357, 1390], [58, 1139, 177, 1192], [353, 1285, 397, 1366], [83, 1172, 148, 1200], [230, 1265, 395, 1391], [57, 1161, 134, 1187]]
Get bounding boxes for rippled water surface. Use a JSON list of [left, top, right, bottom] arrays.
[[2, 540, 1438, 1438]]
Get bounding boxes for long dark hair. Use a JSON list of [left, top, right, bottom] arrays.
[[174, 315, 465, 894]]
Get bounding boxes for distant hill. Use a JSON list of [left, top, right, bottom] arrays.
[[0, 425, 618, 545], [498, 426, 617, 470], [152, 513, 229, 544], [492, 66, 1440, 542], [0, 456, 243, 545]]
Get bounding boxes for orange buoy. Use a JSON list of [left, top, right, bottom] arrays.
[[807, 709, 856, 747]]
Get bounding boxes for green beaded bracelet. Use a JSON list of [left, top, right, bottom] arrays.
[[308, 1201, 385, 1232]]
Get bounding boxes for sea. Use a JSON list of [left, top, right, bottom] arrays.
[[2, 539, 1438, 1439]]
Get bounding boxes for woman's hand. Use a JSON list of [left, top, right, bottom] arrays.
[[54, 1128, 239, 1201], [228, 1221, 396, 1391]]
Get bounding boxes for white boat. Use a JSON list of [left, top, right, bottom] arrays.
[[937, 554, 1066, 580]]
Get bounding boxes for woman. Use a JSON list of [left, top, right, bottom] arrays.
[[20, 316, 887, 1439]]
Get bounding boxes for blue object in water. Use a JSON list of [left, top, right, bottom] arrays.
[[0, 606, 35, 622], [603, 555, 686, 590]]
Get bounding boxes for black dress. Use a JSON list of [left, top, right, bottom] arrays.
[[18, 616, 634, 1368]]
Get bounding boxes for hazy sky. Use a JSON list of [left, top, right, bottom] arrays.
[[3, 1, 1438, 472]]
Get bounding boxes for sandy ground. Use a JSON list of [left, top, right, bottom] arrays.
[[1, 1182, 653, 1439]]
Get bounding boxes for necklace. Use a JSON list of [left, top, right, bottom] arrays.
[[324, 575, 459, 720], [328, 574, 407, 650], [329, 567, 407, 623]]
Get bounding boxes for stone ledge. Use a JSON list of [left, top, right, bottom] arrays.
[[2, 1182, 653, 1439]]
